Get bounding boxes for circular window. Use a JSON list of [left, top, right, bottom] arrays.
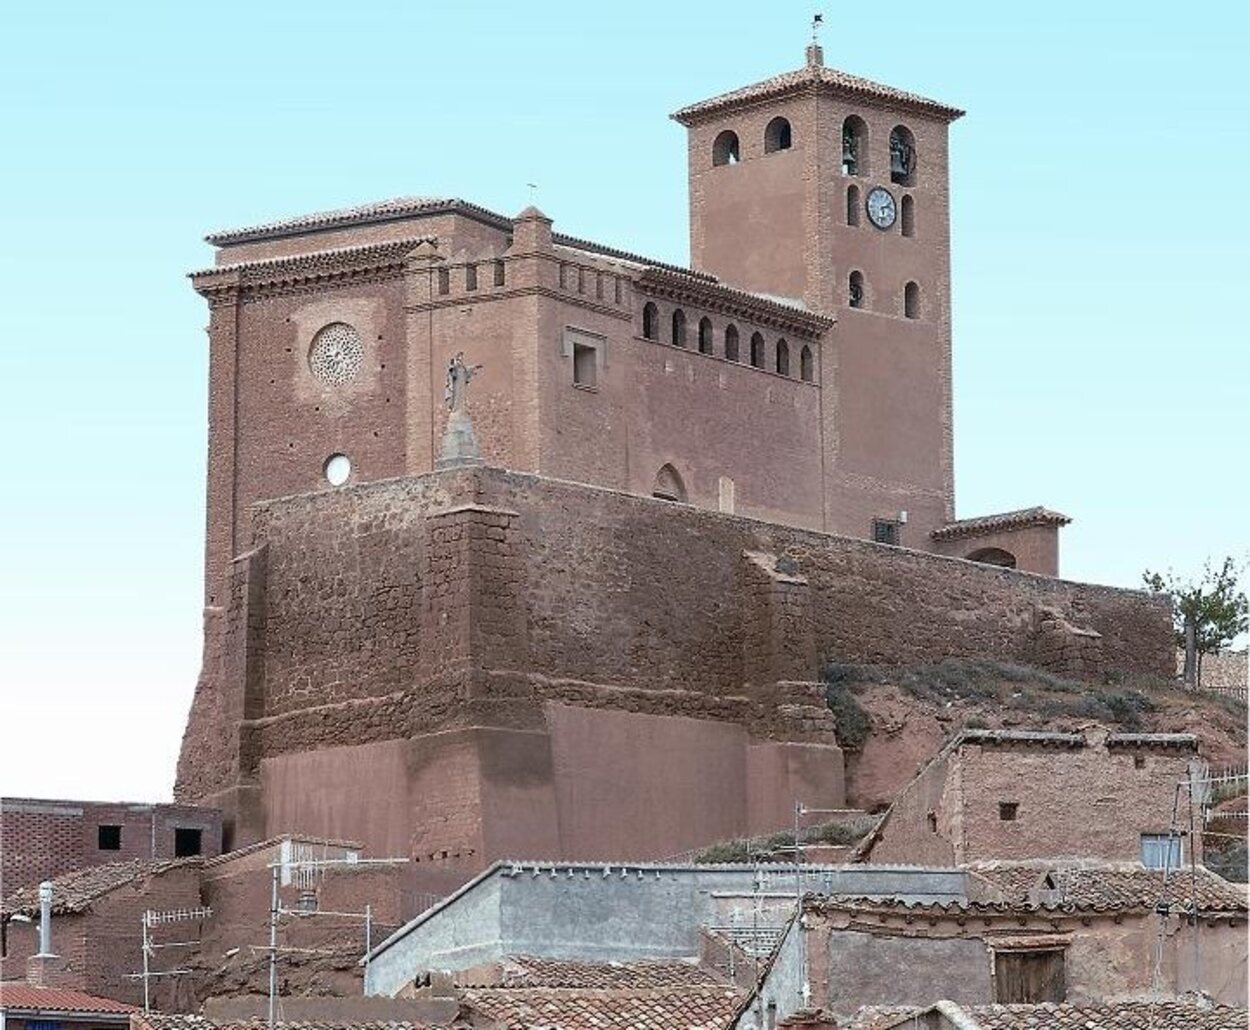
[[324, 453, 352, 486], [308, 323, 364, 386]]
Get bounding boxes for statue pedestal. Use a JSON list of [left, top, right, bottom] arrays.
[[436, 412, 484, 470]]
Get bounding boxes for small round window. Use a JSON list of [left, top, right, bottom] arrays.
[[309, 322, 364, 386], [324, 453, 352, 486]]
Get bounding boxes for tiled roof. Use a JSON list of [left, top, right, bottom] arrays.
[[845, 1001, 1249, 1029], [137, 1017, 427, 1030], [0, 982, 137, 1015], [964, 861, 1248, 913], [205, 196, 512, 245], [958, 729, 1085, 749], [200, 833, 363, 868], [965, 1000, 1249, 1029], [671, 60, 963, 124], [460, 985, 743, 1030], [498, 955, 725, 989], [930, 506, 1071, 540], [1, 859, 198, 917], [1105, 732, 1199, 750]]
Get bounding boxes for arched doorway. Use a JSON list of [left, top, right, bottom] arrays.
[[652, 464, 687, 503]]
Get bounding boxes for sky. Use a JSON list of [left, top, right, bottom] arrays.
[[0, 1, 1246, 801]]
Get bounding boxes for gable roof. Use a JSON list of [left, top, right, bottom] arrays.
[[1, 858, 198, 917], [672, 59, 963, 125], [460, 984, 742, 1030], [965, 861, 1248, 913], [0, 982, 137, 1015], [930, 506, 1071, 541]]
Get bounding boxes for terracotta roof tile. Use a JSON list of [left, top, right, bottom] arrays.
[[2, 859, 199, 917], [498, 956, 725, 989], [0, 982, 137, 1015], [964, 861, 1248, 913], [672, 62, 963, 124], [461, 985, 743, 1030], [138, 1016, 429, 1030], [205, 196, 478, 245], [930, 506, 1071, 540], [965, 1000, 1249, 1029]]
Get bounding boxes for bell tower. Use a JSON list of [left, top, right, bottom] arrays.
[[673, 45, 965, 548]]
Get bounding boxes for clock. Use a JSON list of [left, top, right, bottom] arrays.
[[866, 186, 897, 230]]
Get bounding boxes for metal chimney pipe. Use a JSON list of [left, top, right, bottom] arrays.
[[37, 880, 54, 956]]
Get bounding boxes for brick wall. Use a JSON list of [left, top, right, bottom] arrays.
[[1, 799, 222, 892]]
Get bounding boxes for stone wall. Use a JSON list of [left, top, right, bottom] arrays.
[[176, 466, 1171, 867]]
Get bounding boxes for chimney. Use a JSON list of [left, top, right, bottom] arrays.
[[805, 43, 823, 68], [37, 880, 55, 957]]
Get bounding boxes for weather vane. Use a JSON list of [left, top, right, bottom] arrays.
[[811, 12, 823, 44]]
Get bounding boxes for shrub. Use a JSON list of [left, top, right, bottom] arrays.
[[824, 682, 871, 751]]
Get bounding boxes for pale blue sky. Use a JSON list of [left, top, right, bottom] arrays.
[[1, 2, 1246, 800]]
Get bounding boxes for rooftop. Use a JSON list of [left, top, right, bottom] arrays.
[[494, 955, 726, 989], [671, 48, 964, 124], [460, 983, 742, 1030], [0, 982, 137, 1015], [847, 999, 1250, 1029], [1, 858, 198, 917], [931, 506, 1072, 541]]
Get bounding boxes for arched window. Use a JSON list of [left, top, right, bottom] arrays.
[[842, 115, 867, 175], [848, 271, 864, 309], [724, 324, 740, 362], [800, 345, 814, 382], [846, 184, 861, 227], [901, 194, 915, 237], [775, 339, 790, 376], [890, 125, 917, 186], [493, 259, 506, 286], [750, 332, 765, 368], [712, 129, 740, 167], [967, 547, 1017, 569], [764, 116, 792, 153], [671, 308, 687, 347], [698, 317, 714, 355], [904, 281, 920, 319], [652, 463, 687, 503], [642, 302, 659, 340]]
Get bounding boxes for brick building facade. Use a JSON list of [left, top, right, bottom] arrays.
[[1, 799, 221, 893]]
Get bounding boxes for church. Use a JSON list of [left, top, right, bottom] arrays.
[[177, 46, 1170, 886]]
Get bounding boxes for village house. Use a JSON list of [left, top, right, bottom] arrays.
[[854, 729, 1205, 866], [0, 982, 136, 1030]]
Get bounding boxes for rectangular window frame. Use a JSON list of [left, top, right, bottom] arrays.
[[1140, 833, 1182, 870], [872, 519, 901, 546], [98, 824, 122, 850]]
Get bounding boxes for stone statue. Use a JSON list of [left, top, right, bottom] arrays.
[[444, 352, 482, 416], [436, 352, 484, 470]]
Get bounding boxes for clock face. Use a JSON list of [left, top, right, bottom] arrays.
[[866, 186, 897, 230]]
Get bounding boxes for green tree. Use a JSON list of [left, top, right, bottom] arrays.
[[1143, 557, 1248, 684]]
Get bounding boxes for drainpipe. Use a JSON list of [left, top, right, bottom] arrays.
[[37, 881, 55, 957]]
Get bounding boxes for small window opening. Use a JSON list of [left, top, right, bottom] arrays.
[[652, 463, 687, 503], [846, 184, 860, 227], [901, 194, 915, 237], [558, 263, 567, 288], [999, 802, 1019, 822], [642, 302, 658, 340], [297, 890, 318, 913], [904, 281, 920, 319], [493, 259, 506, 286], [576, 267, 585, 294], [174, 827, 203, 857], [764, 116, 792, 153], [613, 277, 622, 304], [842, 116, 867, 175], [595, 272, 604, 300], [926, 811, 937, 832], [871, 519, 900, 545], [698, 317, 714, 355], [572, 343, 597, 389], [465, 264, 477, 291], [1141, 833, 1182, 870], [724, 324, 740, 362], [712, 129, 740, 167], [749, 332, 765, 368], [437, 267, 450, 295], [1134, 754, 1146, 769], [775, 339, 790, 376], [800, 345, 814, 382], [848, 271, 864, 309], [890, 125, 917, 186], [671, 308, 687, 347], [98, 825, 122, 851]]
